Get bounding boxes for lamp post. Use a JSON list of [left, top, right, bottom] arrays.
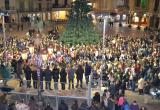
[[0, 13, 7, 63], [35, 51, 43, 110], [102, 17, 106, 49]]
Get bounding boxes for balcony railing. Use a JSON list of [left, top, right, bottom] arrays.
[[117, 5, 129, 9], [52, 4, 71, 8], [134, 7, 149, 11], [18, 8, 53, 12]]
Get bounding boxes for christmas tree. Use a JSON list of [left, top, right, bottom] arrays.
[[59, 0, 100, 45]]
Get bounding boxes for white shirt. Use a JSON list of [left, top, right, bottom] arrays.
[[16, 103, 29, 110], [138, 78, 145, 89]]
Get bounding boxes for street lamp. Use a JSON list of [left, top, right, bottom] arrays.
[[102, 17, 107, 49], [0, 12, 8, 63]]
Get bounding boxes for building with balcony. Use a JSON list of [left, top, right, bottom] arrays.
[[0, 0, 75, 23], [94, 0, 160, 28], [0, 0, 159, 29]]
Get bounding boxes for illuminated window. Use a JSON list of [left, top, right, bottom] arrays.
[[134, 13, 137, 16], [134, 16, 139, 23]]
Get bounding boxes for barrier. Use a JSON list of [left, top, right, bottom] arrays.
[[0, 77, 93, 110]]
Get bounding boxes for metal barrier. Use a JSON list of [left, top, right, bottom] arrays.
[[0, 76, 94, 110]]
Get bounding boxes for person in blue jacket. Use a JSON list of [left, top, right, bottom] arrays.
[[121, 99, 130, 110], [0, 64, 10, 86]]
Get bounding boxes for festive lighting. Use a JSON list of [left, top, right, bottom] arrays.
[[134, 13, 137, 16], [112, 39, 116, 44], [28, 44, 34, 54], [134, 17, 139, 22]]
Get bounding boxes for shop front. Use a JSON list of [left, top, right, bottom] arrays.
[[131, 12, 149, 26], [51, 8, 70, 21]]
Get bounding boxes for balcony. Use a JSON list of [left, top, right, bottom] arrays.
[[18, 8, 52, 13], [134, 7, 149, 12], [117, 5, 129, 10], [52, 4, 71, 8]]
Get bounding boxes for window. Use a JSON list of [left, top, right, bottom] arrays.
[[47, 3, 51, 10], [135, 0, 141, 7], [154, 0, 159, 12], [5, 0, 9, 10], [19, 0, 25, 11], [55, 0, 58, 5], [124, 0, 129, 6], [64, 0, 68, 6], [135, 0, 148, 8], [28, 0, 33, 11], [38, 3, 42, 11], [117, 0, 129, 6], [117, 0, 124, 6]]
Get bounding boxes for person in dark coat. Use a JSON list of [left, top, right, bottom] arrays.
[[78, 101, 89, 110], [60, 67, 67, 90], [130, 100, 139, 110], [52, 65, 59, 90], [68, 65, 75, 89], [32, 69, 38, 89], [23, 63, 32, 88], [45, 104, 53, 110], [76, 64, 84, 88], [93, 92, 100, 103], [28, 96, 38, 110], [109, 81, 116, 98], [8, 102, 17, 110], [11, 57, 17, 74], [85, 62, 91, 85], [16, 58, 23, 87], [40, 68, 45, 90], [58, 100, 68, 110], [71, 100, 78, 110], [45, 66, 52, 90]]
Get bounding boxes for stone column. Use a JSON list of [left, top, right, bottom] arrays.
[[128, 0, 135, 26], [129, 0, 134, 11]]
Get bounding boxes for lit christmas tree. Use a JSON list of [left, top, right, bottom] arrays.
[[59, 0, 100, 45]]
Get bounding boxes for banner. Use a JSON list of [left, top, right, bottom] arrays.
[[141, 0, 146, 8]]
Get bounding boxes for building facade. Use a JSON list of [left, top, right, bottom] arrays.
[[94, 0, 160, 28], [0, 0, 76, 23], [0, 0, 159, 29]]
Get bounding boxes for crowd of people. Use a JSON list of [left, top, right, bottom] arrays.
[[0, 91, 149, 110], [4, 29, 159, 93], [0, 25, 160, 109]]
